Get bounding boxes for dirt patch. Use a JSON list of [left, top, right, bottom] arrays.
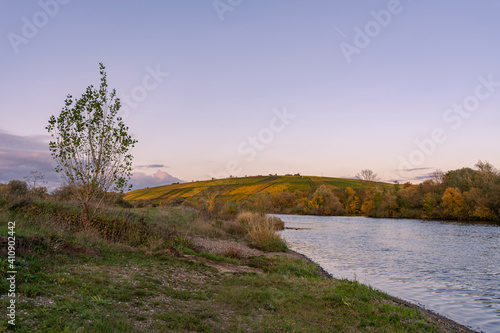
[[144, 247, 181, 258], [0, 235, 101, 258], [184, 254, 264, 275], [189, 236, 264, 258]]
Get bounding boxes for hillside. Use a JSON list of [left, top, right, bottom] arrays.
[[124, 175, 382, 203]]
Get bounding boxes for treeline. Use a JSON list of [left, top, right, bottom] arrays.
[[169, 161, 500, 222], [4, 161, 499, 222], [254, 161, 500, 221]]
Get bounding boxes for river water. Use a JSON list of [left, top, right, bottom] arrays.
[[276, 214, 500, 333]]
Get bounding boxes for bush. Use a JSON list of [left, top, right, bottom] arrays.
[[222, 201, 239, 218], [8, 180, 28, 197], [221, 219, 247, 237], [9, 200, 153, 245], [133, 199, 153, 208], [221, 244, 243, 259], [30, 186, 47, 198], [52, 185, 75, 201], [236, 212, 287, 252], [115, 197, 133, 208], [267, 215, 285, 230]]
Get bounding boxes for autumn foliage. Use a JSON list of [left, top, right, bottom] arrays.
[[126, 161, 500, 222]]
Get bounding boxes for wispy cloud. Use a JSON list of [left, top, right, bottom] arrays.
[[135, 164, 168, 169], [0, 130, 61, 188], [386, 167, 437, 184], [396, 167, 434, 172], [413, 173, 436, 181], [0, 131, 184, 191]]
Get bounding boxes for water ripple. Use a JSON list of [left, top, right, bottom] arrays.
[[277, 215, 500, 333]]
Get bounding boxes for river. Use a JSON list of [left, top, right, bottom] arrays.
[[276, 214, 500, 333]]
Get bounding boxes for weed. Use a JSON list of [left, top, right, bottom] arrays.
[[221, 244, 243, 259]]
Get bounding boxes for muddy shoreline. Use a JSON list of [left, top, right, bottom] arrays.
[[287, 249, 478, 333]]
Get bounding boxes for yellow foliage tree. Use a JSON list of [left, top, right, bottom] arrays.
[[348, 196, 362, 214], [309, 185, 343, 215], [440, 187, 466, 219], [361, 199, 375, 216]]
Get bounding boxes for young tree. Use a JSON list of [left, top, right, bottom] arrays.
[[24, 171, 47, 197], [46, 63, 137, 223], [24, 171, 47, 189]]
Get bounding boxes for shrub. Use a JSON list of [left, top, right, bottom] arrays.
[[52, 185, 75, 201], [267, 215, 285, 230], [8, 180, 28, 197], [30, 186, 47, 198], [237, 211, 287, 252], [221, 219, 247, 237], [222, 201, 239, 218], [221, 244, 243, 259], [236, 211, 257, 228], [9, 200, 152, 245], [133, 199, 153, 208], [115, 197, 133, 208]]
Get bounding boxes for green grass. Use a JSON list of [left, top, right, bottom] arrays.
[[0, 199, 449, 332], [248, 256, 322, 278], [0, 244, 442, 333]]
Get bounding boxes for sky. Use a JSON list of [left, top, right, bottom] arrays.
[[1, 0, 500, 190]]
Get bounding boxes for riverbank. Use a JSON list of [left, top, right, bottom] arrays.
[[279, 213, 500, 332], [0, 204, 480, 331], [0, 234, 476, 332], [287, 249, 477, 333]]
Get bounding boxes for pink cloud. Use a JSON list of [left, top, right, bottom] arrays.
[[130, 169, 183, 190]]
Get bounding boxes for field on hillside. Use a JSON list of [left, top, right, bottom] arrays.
[[125, 175, 381, 203]]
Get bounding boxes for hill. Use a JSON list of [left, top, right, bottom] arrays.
[[124, 175, 384, 203]]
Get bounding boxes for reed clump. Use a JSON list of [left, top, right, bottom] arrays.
[[236, 211, 287, 252]]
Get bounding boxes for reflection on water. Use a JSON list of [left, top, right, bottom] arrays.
[[277, 215, 500, 333]]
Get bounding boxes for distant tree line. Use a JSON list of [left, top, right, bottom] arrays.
[[126, 161, 500, 222], [248, 161, 499, 221]]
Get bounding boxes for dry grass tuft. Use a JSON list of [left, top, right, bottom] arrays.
[[236, 211, 287, 252], [221, 219, 247, 237], [221, 244, 243, 259], [267, 215, 285, 230], [236, 211, 258, 228]]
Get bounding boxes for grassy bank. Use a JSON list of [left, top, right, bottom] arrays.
[[0, 199, 470, 332]]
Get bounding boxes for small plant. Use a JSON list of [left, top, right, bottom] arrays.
[[221, 244, 243, 259], [90, 295, 112, 305], [172, 235, 196, 254]]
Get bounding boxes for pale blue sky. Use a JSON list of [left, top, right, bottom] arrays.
[[1, 0, 500, 188]]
